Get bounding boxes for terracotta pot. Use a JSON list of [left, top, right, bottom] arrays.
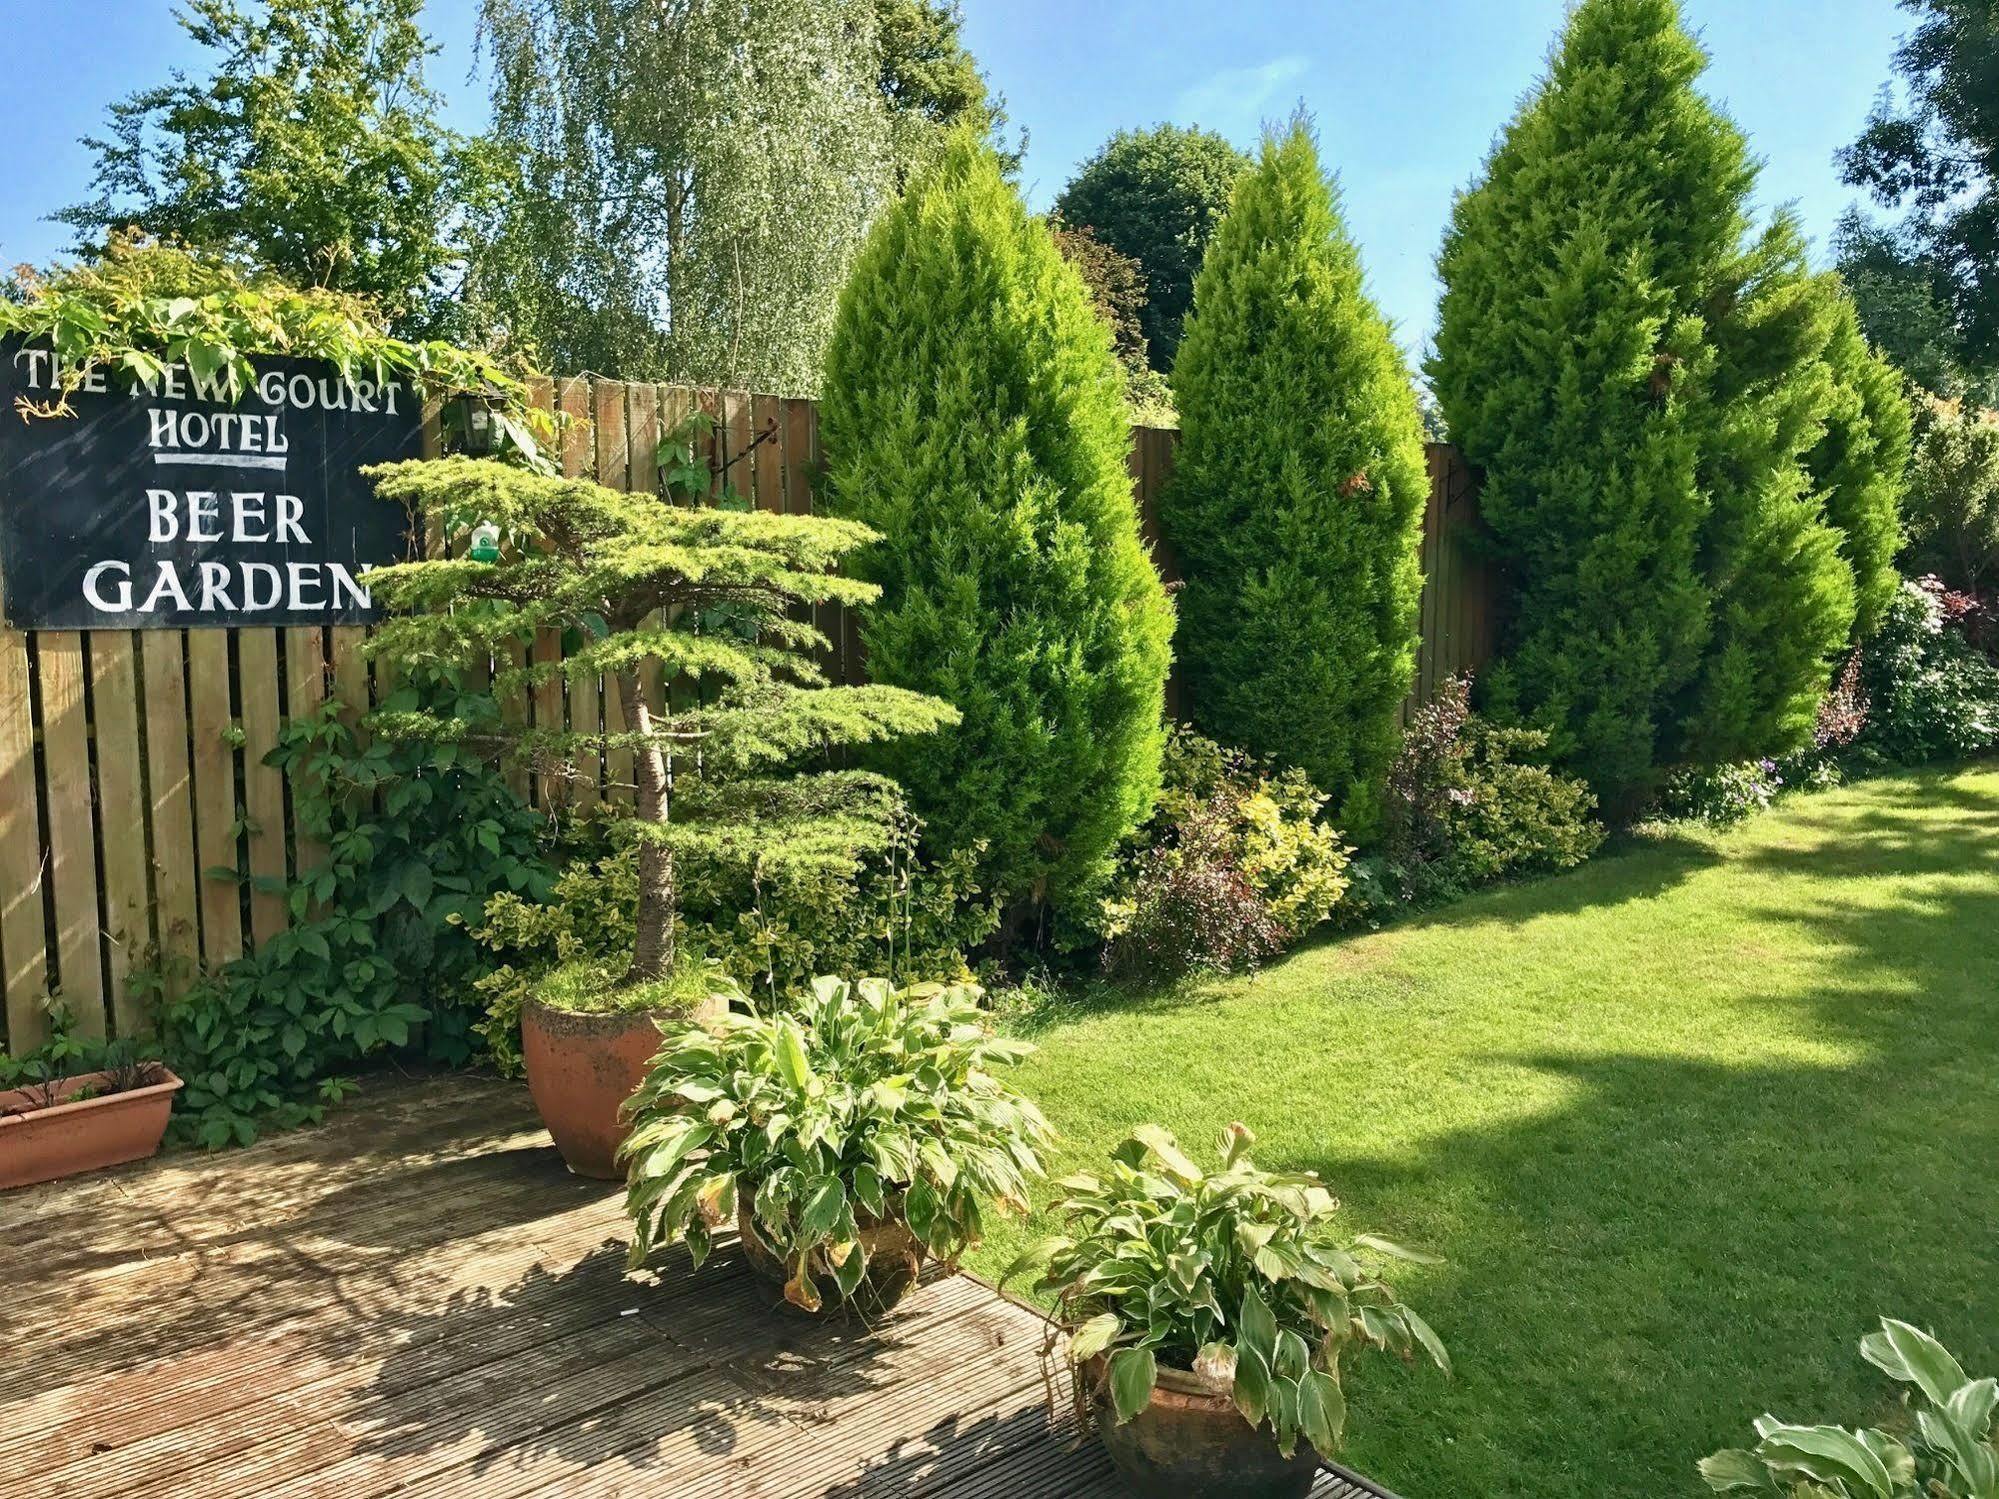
[[736, 1196, 926, 1318], [0, 1068, 183, 1190], [1082, 1353, 1323, 1499], [521, 996, 721, 1179]]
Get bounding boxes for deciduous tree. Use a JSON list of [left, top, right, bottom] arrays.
[[59, 0, 464, 336], [1053, 126, 1249, 370]]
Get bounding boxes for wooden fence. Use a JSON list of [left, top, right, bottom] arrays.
[[0, 377, 1496, 1054]]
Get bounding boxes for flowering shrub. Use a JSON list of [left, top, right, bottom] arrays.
[[1379, 676, 1604, 903], [1101, 729, 1349, 978], [1853, 578, 1999, 765]]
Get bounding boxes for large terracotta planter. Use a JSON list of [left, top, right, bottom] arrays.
[[1083, 1354, 1323, 1499], [737, 1196, 926, 1318], [521, 997, 721, 1178], [1, 1068, 183, 1190]]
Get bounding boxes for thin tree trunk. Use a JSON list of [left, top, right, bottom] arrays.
[[621, 664, 677, 983]]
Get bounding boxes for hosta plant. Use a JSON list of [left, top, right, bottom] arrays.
[[1005, 1123, 1448, 1461], [1700, 1318, 1997, 1498], [621, 976, 1052, 1314]]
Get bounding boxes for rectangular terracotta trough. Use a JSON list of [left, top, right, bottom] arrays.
[[0, 1068, 183, 1190]]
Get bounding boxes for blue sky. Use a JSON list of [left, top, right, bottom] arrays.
[[2, 1, 1910, 356]]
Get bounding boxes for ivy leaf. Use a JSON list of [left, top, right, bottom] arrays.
[[399, 861, 433, 910]]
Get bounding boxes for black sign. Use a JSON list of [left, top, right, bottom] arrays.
[[0, 338, 423, 629]]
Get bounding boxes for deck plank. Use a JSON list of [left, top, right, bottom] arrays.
[[0, 1073, 1397, 1498]]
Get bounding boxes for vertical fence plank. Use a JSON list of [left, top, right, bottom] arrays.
[[559, 377, 600, 811], [722, 390, 752, 504], [329, 628, 371, 726], [186, 631, 243, 970], [750, 394, 782, 514], [236, 630, 289, 947], [38, 635, 106, 1037], [140, 632, 199, 1000], [532, 629, 567, 811], [0, 625, 50, 1050], [658, 385, 691, 499], [88, 632, 153, 1036], [627, 383, 659, 497], [285, 627, 329, 877], [596, 379, 634, 799]]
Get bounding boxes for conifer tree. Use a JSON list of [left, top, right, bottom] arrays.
[[361, 458, 957, 986], [820, 135, 1175, 932], [1812, 291, 1912, 640], [1164, 119, 1429, 833], [1432, 0, 1906, 805]]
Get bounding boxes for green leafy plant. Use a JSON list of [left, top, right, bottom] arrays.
[[1005, 1123, 1448, 1462], [1700, 1317, 1997, 1497], [56, 0, 468, 337], [158, 670, 556, 1148], [1380, 675, 1604, 904], [468, 812, 994, 1075], [622, 976, 1051, 1310], [1656, 759, 1786, 828], [1101, 727, 1350, 977], [1, 235, 548, 462], [0, 999, 165, 1115], [1431, 0, 1905, 809], [1052, 123, 1250, 369], [1903, 398, 1999, 599], [1854, 578, 1999, 766]]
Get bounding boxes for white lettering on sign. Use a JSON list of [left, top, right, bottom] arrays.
[[141, 490, 312, 545], [2, 342, 409, 626], [72, 559, 372, 614]]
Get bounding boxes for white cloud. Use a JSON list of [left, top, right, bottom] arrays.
[[1171, 54, 1311, 138]]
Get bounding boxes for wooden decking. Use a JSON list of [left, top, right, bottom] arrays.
[[0, 1073, 1389, 1497]]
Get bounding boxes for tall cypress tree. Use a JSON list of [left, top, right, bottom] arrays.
[[1164, 119, 1429, 833], [820, 135, 1175, 933], [1433, 0, 1902, 806]]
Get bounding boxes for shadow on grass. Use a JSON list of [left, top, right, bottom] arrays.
[[1295, 769, 1999, 1499]]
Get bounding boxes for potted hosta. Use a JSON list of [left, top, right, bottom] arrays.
[[622, 976, 1052, 1317], [1, 1034, 182, 1191], [1007, 1123, 1448, 1499], [1700, 1317, 1996, 1497], [521, 959, 731, 1179]]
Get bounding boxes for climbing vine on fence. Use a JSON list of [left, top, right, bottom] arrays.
[[1, 234, 553, 464], [155, 668, 557, 1148]]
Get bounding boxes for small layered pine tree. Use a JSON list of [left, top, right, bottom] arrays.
[[1433, 0, 1909, 809], [820, 134, 1174, 933], [361, 457, 958, 986], [1164, 119, 1429, 834]]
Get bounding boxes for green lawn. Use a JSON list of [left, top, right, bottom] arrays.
[[967, 765, 1999, 1499]]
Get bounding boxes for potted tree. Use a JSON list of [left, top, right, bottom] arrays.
[[1006, 1123, 1448, 1498], [621, 976, 1052, 1317], [2, 1009, 183, 1191], [362, 456, 958, 1177]]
